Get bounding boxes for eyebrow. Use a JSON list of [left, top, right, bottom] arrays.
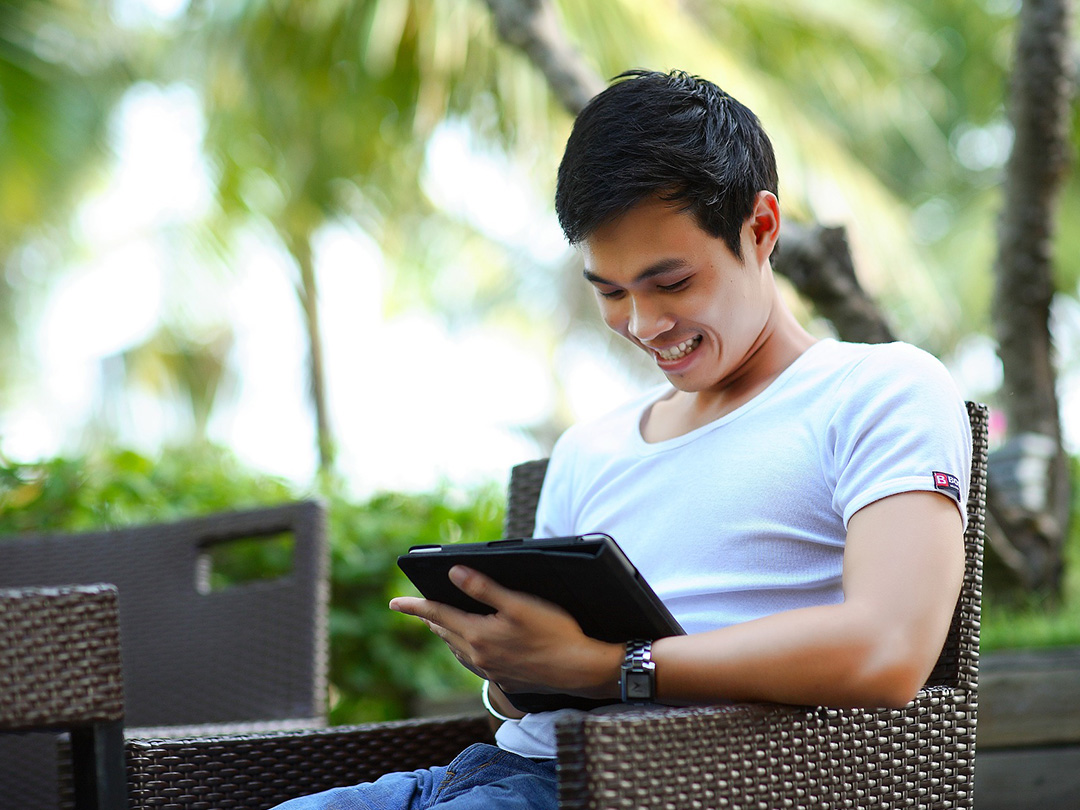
[[582, 258, 690, 287]]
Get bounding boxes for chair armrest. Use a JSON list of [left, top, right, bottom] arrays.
[[0, 584, 124, 731], [125, 687, 977, 810], [125, 714, 494, 809], [555, 686, 977, 810]]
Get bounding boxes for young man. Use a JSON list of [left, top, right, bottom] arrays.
[[275, 69, 971, 810]]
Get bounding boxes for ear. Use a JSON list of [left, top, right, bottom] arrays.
[[747, 191, 781, 266]]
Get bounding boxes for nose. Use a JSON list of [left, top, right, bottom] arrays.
[[627, 297, 675, 343]]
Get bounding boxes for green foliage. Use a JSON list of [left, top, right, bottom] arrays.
[[323, 482, 503, 722], [0, 444, 295, 532], [981, 579, 1080, 651], [0, 443, 505, 722], [0, 1, 139, 392], [981, 454, 1080, 652], [0, 1, 130, 253]]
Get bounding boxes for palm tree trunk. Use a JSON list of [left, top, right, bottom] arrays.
[[286, 231, 336, 474], [989, 0, 1074, 597]]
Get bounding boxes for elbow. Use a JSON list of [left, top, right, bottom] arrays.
[[858, 670, 924, 709], [833, 608, 948, 709], [846, 645, 933, 709]]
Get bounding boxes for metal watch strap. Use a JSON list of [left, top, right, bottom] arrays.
[[620, 639, 655, 704]]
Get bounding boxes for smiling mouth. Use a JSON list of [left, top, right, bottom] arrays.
[[655, 336, 702, 362]]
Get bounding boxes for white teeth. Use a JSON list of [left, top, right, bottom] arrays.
[[656, 336, 702, 361]]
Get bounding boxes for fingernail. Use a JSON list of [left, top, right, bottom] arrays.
[[449, 565, 467, 586]]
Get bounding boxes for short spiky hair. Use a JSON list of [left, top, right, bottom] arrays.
[[555, 70, 778, 258]]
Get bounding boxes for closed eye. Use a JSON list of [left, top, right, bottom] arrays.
[[596, 288, 625, 300], [658, 277, 690, 292]]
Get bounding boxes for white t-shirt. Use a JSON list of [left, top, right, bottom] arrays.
[[495, 339, 972, 758]]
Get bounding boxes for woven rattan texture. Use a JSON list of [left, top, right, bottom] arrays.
[[125, 715, 494, 809], [0, 584, 124, 730], [556, 696, 976, 810], [926, 401, 987, 692], [555, 402, 988, 810], [0, 501, 328, 728], [504, 459, 549, 538]]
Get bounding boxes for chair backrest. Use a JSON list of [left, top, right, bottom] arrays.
[[927, 401, 987, 692], [0, 584, 124, 732], [0, 500, 329, 727], [1, 584, 126, 810], [505, 401, 989, 693]]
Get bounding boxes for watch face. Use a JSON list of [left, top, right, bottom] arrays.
[[626, 672, 652, 699]]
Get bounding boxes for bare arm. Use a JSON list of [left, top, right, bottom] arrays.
[[391, 490, 964, 709], [652, 491, 965, 707]]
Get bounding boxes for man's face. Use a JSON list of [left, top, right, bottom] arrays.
[[580, 195, 778, 396]]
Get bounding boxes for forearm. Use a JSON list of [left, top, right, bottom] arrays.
[[652, 601, 944, 709], [465, 583, 947, 710], [487, 598, 939, 713], [481, 601, 935, 711]]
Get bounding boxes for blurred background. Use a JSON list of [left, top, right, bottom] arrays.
[[1, 0, 1079, 720]]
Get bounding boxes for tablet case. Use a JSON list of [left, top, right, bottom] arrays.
[[397, 533, 684, 712]]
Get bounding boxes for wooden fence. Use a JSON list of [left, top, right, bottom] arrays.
[[974, 647, 1080, 809]]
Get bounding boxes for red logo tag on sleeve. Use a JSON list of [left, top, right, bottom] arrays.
[[933, 471, 961, 501]]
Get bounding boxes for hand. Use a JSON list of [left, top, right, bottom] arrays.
[[390, 565, 622, 699]]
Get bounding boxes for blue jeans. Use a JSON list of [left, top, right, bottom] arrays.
[[271, 744, 558, 810]]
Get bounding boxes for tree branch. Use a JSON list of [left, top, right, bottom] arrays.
[[481, 0, 604, 115], [774, 223, 896, 344]]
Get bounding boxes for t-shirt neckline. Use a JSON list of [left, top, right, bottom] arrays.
[[633, 338, 834, 453]]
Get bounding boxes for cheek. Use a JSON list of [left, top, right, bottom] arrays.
[[718, 279, 760, 323], [596, 300, 628, 334], [700, 297, 752, 346]]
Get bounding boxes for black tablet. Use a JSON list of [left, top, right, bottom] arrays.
[[397, 533, 684, 713]]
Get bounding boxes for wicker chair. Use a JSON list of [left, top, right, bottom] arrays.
[[0, 501, 329, 809], [0, 584, 126, 810], [126, 402, 987, 810]]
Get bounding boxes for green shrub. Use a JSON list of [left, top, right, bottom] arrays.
[[0, 445, 295, 531], [980, 504, 1080, 651], [980, 454, 1080, 652], [324, 484, 503, 721], [0, 443, 504, 722]]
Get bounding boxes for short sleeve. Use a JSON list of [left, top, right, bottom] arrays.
[[827, 344, 972, 529]]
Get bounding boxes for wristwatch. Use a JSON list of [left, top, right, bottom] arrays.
[[620, 639, 656, 703]]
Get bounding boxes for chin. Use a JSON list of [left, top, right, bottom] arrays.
[[661, 374, 704, 392]]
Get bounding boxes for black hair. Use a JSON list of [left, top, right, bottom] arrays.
[[555, 69, 778, 258]]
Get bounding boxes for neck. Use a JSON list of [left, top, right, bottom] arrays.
[[691, 286, 817, 418]]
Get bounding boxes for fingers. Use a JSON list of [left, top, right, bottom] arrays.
[[389, 567, 619, 698], [389, 595, 470, 632], [390, 565, 497, 622], [389, 569, 522, 680], [389, 591, 491, 680], [447, 565, 515, 612]]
